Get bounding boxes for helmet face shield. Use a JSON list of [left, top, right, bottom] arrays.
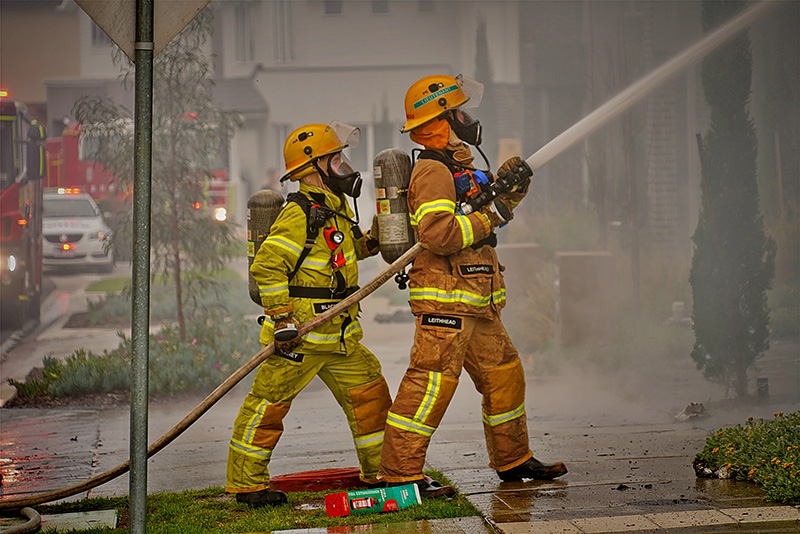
[[455, 74, 484, 109], [329, 120, 360, 150]]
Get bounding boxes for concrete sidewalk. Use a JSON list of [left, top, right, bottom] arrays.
[[1, 280, 798, 533]]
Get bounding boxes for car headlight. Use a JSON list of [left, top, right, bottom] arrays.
[[5, 254, 16, 272], [88, 231, 106, 240], [213, 207, 227, 222]]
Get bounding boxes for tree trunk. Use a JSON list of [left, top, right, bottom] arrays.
[[735, 352, 749, 399], [169, 186, 186, 343]]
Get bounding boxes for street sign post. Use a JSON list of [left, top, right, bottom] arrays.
[[75, 0, 210, 60], [73, 2, 209, 532]]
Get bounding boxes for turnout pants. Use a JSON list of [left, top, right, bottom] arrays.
[[226, 343, 392, 493], [379, 311, 533, 483]]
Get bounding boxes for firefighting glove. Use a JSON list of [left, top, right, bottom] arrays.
[[272, 311, 301, 355], [498, 156, 533, 197], [363, 214, 381, 255]]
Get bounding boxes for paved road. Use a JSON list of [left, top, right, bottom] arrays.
[[1, 256, 798, 533]]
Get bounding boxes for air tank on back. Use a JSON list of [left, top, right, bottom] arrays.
[[247, 189, 285, 305], [372, 148, 415, 264]]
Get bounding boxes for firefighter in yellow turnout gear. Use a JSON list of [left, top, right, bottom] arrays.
[[378, 75, 567, 495], [226, 122, 392, 507]]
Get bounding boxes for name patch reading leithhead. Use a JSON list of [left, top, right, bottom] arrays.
[[459, 264, 494, 275], [421, 314, 462, 330]]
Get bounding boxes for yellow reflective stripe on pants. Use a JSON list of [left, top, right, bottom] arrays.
[[413, 371, 441, 423], [386, 411, 436, 437], [354, 430, 384, 450], [483, 402, 526, 427], [244, 399, 269, 443], [229, 437, 273, 461]]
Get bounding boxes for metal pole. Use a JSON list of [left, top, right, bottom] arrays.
[[130, 0, 154, 532]]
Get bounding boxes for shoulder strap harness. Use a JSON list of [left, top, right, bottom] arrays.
[[284, 191, 360, 299], [415, 150, 497, 249]]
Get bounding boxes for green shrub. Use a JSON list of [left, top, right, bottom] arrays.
[[82, 274, 259, 327], [694, 411, 800, 504], [7, 317, 262, 400]]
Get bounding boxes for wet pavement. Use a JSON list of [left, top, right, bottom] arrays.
[[1, 257, 798, 532]]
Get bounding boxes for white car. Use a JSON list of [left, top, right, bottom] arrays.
[[43, 188, 115, 273]]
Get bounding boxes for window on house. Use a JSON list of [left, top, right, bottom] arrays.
[[418, 0, 435, 12], [91, 22, 112, 47], [372, 0, 388, 14], [274, 0, 294, 62], [325, 0, 342, 15], [235, 3, 255, 62]]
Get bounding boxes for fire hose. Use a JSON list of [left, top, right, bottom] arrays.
[[0, 0, 782, 512]]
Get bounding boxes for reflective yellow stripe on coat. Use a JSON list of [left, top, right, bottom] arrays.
[[409, 287, 506, 307], [411, 199, 478, 249]]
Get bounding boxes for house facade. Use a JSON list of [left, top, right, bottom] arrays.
[[13, 0, 775, 259]]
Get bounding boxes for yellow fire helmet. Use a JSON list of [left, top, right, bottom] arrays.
[[401, 73, 484, 133], [281, 121, 361, 181]]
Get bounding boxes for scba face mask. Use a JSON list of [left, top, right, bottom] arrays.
[[446, 108, 482, 147], [320, 152, 363, 198]]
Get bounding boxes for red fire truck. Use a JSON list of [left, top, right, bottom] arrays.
[[44, 121, 121, 215], [0, 91, 46, 329], [45, 121, 233, 222]]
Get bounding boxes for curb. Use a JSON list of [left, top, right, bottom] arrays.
[[492, 506, 800, 534]]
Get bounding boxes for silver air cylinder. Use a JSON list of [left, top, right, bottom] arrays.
[[373, 148, 415, 264]]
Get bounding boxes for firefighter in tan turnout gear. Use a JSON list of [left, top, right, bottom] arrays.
[[226, 122, 392, 507], [378, 74, 567, 495]]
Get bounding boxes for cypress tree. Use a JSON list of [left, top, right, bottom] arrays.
[[690, 0, 776, 399]]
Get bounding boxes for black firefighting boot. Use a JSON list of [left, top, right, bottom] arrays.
[[391, 475, 455, 498], [235, 488, 288, 507], [497, 457, 568, 481]]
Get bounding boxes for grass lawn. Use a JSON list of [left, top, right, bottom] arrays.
[[85, 268, 243, 293], [34, 473, 480, 533]]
